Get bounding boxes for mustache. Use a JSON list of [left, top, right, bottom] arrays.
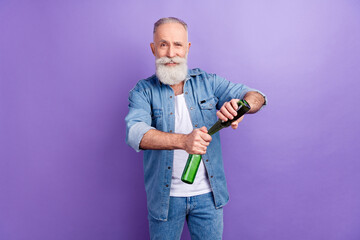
[[156, 56, 187, 65]]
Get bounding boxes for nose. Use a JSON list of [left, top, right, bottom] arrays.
[[167, 45, 176, 58]]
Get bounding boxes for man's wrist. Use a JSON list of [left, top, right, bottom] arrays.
[[243, 91, 265, 113], [174, 133, 187, 150]]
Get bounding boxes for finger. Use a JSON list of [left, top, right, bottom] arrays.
[[220, 104, 233, 120], [233, 115, 244, 124], [200, 133, 212, 143], [195, 149, 206, 155], [192, 149, 205, 155], [193, 134, 209, 147], [231, 115, 245, 130], [237, 115, 245, 123], [199, 126, 208, 133], [195, 143, 207, 153], [190, 142, 205, 154], [230, 99, 239, 112], [200, 145, 207, 154], [199, 140, 210, 147], [225, 101, 237, 117], [216, 110, 228, 121]]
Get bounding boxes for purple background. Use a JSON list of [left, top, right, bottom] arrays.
[[1, 0, 360, 239]]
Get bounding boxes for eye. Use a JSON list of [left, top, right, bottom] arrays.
[[175, 43, 182, 47], [160, 43, 167, 47]]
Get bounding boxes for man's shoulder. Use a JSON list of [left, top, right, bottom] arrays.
[[189, 68, 209, 77], [188, 68, 219, 82], [131, 74, 158, 92]]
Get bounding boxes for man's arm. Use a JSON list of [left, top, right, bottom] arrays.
[[211, 73, 267, 110], [140, 127, 212, 155], [216, 91, 265, 120], [216, 91, 266, 129], [125, 84, 212, 154]]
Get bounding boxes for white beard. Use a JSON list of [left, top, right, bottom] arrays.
[[155, 56, 188, 85]]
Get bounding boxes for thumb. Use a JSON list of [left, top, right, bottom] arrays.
[[236, 115, 245, 123]]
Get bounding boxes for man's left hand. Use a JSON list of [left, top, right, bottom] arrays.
[[216, 99, 245, 130]]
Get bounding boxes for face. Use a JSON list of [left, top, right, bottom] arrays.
[[151, 22, 191, 63], [151, 22, 191, 85]]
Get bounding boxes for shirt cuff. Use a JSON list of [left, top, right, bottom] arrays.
[[127, 122, 155, 152]]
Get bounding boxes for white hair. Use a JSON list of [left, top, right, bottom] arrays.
[[153, 17, 188, 34]]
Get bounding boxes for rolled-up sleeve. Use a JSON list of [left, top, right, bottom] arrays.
[[125, 86, 155, 152]]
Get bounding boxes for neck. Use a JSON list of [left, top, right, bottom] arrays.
[[170, 81, 184, 95]]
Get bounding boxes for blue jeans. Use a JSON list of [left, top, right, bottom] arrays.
[[148, 192, 223, 240]]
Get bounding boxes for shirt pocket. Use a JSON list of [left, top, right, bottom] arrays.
[[151, 108, 163, 129], [198, 97, 218, 126]]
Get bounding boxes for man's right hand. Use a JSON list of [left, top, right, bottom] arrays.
[[184, 126, 212, 155]]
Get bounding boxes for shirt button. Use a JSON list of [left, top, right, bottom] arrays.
[[166, 184, 169, 187], [168, 166, 171, 169], [169, 130, 172, 133], [211, 176, 213, 178], [195, 124, 198, 127], [185, 92, 188, 95], [190, 107, 194, 110], [170, 112, 173, 115], [170, 96, 172, 98], [206, 159, 209, 162]]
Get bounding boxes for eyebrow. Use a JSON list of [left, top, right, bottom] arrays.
[[158, 40, 184, 45]]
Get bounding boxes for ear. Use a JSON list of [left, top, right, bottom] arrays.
[[187, 42, 191, 53], [150, 43, 155, 56]]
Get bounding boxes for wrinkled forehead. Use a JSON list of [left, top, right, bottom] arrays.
[[153, 22, 188, 42]]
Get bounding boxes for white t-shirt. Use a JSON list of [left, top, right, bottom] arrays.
[[169, 94, 212, 197]]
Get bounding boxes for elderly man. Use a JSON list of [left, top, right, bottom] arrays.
[[125, 17, 266, 240]]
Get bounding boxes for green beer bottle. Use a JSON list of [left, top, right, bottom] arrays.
[[181, 99, 251, 184]]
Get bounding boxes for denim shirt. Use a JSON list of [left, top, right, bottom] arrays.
[[125, 68, 266, 221]]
